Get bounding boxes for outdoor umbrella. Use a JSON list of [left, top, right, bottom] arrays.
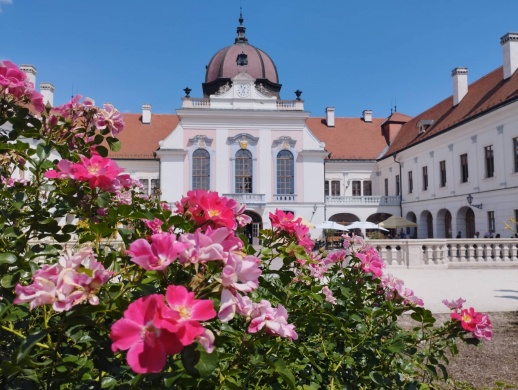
[[296, 217, 315, 228], [346, 221, 389, 232], [379, 216, 418, 229], [315, 221, 349, 231]]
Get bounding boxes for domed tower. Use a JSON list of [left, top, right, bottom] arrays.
[[202, 13, 282, 98]]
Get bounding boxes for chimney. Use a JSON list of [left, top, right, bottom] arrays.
[[39, 83, 55, 106], [325, 107, 335, 127], [142, 104, 152, 124], [452, 67, 468, 105], [362, 109, 372, 123], [20, 64, 37, 86], [501, 32, 518, 79]]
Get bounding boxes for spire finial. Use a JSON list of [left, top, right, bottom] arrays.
[[235, 9, 248, 44]]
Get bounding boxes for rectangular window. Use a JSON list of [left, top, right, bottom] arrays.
[[352, 181, 361, 196], [324, 180, 329, 196], [439, 160, 446, 187], [384, 178, 388, 196], [363, 180, 372, 196], [395, 175, 400, 196], [331, 180, 340, 196], [484, 145, 494, 178], [151, 179, 160, 196], [408, 171, 413, 193], [460, 153, 469, 183], [422, 166, 428, 191], [487, 211, 495, 234], [514, 137, 518, 173], [139, 179, 149, 196]]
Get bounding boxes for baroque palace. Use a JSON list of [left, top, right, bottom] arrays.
[[9, 16, 518, 243]]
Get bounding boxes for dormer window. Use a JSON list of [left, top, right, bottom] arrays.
[[236, 52, 248, 66], [417, 119, 434, 134]]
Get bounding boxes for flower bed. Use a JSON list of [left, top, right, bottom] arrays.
[[0, 60, 492, 389]]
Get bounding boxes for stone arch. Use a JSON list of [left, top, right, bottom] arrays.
[[404, 211, 418, 238], [455, 207, 475, 239], [329, 213, 358, 224], [241, 210, 263, 245], [437, 209, 453, 238], [419, 210, 434, 238]]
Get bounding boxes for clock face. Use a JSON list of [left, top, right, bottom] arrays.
[[236, 84, 251, 97]]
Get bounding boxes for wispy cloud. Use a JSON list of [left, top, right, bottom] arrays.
[[0, 0, 13, 13]]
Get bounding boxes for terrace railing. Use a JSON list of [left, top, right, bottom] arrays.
[[367, 238, 518, 268]]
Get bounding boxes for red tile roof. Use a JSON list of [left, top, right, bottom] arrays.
[[108, 113, 179, 159], [385, 67, 518, 157], [307, 117, 396, 160]]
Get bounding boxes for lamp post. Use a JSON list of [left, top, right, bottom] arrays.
[[466, 193, 483, 209]]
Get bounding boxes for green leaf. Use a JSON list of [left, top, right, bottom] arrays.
[[0, 252, 17, 265], [272, 358, 296, 390], [181, 343, 218, 378], [36, 143, 52, 159], [90, 222, 113, 236], [95, 145, 109, 157], [97, 192, 111, 208], [16, 328, 51, 364], [101, 376, 117, 388], [107, 137, 121, 152], [387, 339, 406, 353], [1, 271, 20, 288], [369, 371, 386, 386]]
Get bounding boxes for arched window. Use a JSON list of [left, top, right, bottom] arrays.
[[276, 150, 294, 194], [235, 149, 253, 193], [192, 149, 210, 190]]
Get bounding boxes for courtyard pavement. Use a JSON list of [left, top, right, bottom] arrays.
[[387, 267, 518, 313], [255, 245, 518, 313]]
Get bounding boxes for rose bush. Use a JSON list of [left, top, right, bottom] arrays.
[[0, 60, 491, 389]]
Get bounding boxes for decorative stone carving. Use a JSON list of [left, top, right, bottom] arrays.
[[227, 133, 259, 147], [215, 82, 231, 95], [255, 83, 270, 96], [272, 136, 296, 149], [188, 135, 213, 147]]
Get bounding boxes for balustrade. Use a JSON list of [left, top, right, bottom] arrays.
[[368, 238, 518, 268], [325, 195, 400, 206], [222, 193, 266, 205]]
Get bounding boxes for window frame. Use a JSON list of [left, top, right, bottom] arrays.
[[460, 153, 469, 183], [352, 180, 361, 196], [331, 180, 340, 196], [439, 160, 447, 187], [363, 180, 372, 196], [235, 149, 253, 194], [484, 145, 494, 178], [276, 149, 294, 195], [192, 148, 211, 190], [422, 166, 428, 191], [408, 171, 413, 194], [487, 210, 495, 233]]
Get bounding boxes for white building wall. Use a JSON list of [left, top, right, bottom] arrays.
[[379, 100, 518, 238]]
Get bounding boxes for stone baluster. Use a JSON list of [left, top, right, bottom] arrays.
[[459, 245, 467, 262], [467, 243, 476, 262], [425, 246, 434, 265], [502, 243, 511, 262], [476, 244, 484, 262], [494, 244, 502, 262]]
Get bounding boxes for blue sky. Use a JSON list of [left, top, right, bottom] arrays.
[[2, 1, 518, 119]]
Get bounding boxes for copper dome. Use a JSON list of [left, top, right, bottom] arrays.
[[202, 14, 282, 97]]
